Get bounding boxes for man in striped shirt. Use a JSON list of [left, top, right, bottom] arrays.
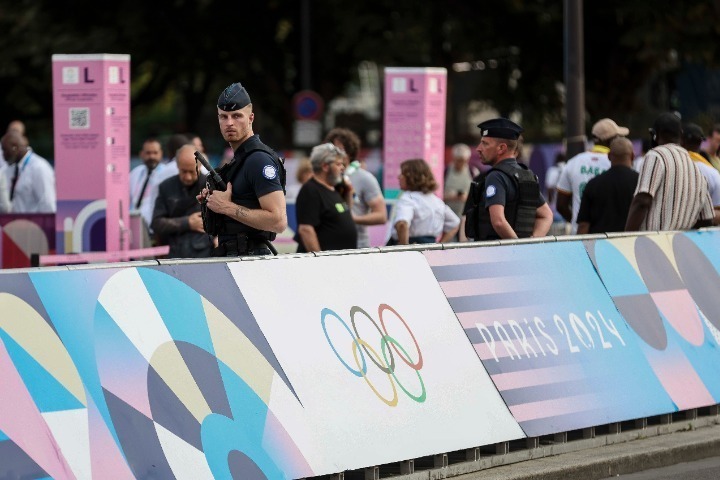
[[626, 112, 714, 231]]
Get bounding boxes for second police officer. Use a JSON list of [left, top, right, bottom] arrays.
[[198, 82, 287, 256], [464, 118, 553, 240]]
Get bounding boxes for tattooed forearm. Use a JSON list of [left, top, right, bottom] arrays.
[[234, 206, 249, 219]]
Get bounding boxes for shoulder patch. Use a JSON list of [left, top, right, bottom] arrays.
[[486, 185, 497, 198], [262, 165, 277, 180]]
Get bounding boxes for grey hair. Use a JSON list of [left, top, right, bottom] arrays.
[[452, 143, 471, 160], [310, 143, 346, 172]]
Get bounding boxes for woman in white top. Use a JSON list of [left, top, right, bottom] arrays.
[[391, 159, 460, 245]]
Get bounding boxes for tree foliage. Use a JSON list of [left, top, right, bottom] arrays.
[[1, 0, 719, 153]]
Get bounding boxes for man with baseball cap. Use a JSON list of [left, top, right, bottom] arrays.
[[463, 118, 552, 240], [556, 118, 629, 233], [197, 82, 287, 256]]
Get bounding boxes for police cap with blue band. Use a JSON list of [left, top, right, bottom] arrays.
[[477, 118, 523, 140], [218, 83, 252, 111]]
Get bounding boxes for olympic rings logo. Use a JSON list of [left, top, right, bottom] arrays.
[[321, 304, 426, 406]]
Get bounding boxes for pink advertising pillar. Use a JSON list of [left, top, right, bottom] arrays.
[[52, 54, 130, 253], [383, 67, 447, 199]]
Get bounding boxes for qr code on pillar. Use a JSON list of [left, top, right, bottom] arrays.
[[69, 107, 90, 129]]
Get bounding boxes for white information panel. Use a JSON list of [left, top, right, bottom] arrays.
[[229, 251, 524, 474]]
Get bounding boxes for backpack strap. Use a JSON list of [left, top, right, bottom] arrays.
[[490, 161, 527, 185], [224, 144, 286, 195]]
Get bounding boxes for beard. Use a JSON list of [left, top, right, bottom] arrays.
[[328, 172, 343, 186]]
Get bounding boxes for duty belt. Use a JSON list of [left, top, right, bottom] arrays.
[[216, 234, 272, 257]]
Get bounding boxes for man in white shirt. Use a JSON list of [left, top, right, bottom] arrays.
[[556, 118, 628, 233], [130, 138, 164, 226], [0, 130, 55, 213]]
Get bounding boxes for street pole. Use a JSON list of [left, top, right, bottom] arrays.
[[301, 0, 311, 90], [564, 0, 585, 158]]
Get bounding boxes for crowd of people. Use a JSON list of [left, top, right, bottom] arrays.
[[294, 111, 719, 252], [2, 85, 719, 259]]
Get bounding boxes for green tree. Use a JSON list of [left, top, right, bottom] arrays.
[[2, 0, 720, 155]]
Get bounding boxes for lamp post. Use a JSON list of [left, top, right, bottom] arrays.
[[564, 0, 585, 158]]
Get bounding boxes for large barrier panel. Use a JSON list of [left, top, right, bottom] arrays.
[[586, 233, 720, 410], [1, 230, 720, 478], [425, 230, 720, 437], [230, 252, 523, 472], [425, 241, 666, 436]]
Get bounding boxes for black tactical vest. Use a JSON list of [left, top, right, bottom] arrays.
[[465, 162, 540, 240], [205, 137, 286, 240]]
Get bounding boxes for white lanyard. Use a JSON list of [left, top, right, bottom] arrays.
[[17, 149, 32, 175]]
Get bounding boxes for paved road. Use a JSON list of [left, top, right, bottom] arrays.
[[454, 421, 720, 480], [616, 456, 720, 479]]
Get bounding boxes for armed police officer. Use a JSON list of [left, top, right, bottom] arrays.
[[464, 118, 552, 240], [197, 83, 287, 256]]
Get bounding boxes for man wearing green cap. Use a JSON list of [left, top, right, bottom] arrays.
[[197, 82, 287, 256], [464, 118, 552, 240]]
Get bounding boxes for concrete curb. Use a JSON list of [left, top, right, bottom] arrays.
[[467, 423, 720, 480], [383, 417, 720, 480]]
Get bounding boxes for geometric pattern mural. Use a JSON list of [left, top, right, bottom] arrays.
[[0, 214, 55, 268], [586, 232, 720, 411], [0, 264, 312, 480]]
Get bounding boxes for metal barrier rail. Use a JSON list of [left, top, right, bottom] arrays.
[[35, 245, 170, 266], [13, 227, 710, 271]]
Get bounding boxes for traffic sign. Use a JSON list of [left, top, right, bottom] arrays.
[[293, 90, 324, 120]]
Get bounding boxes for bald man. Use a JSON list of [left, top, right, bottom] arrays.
[[0, 130, 56, 213], [151, 145, 212, 258], [0, 120, 27, 171], [576, 137, 638, 234], [7, 120, 25, 137]]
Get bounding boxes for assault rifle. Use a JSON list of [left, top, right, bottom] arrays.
[[193, 150, 280, 256], [194, 151, 226, 192], [194, 151, 226, 235]]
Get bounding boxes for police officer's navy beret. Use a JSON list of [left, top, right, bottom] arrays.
[[477, 118, 523, 140], [217, 83, 252, 111]]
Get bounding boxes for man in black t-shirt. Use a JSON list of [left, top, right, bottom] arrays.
[[577, 137, 639, 234], [296, 143, 357, 252]]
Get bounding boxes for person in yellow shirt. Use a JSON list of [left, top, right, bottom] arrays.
[[703, 124, 720, 171], [683, 123, 720, 224]]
